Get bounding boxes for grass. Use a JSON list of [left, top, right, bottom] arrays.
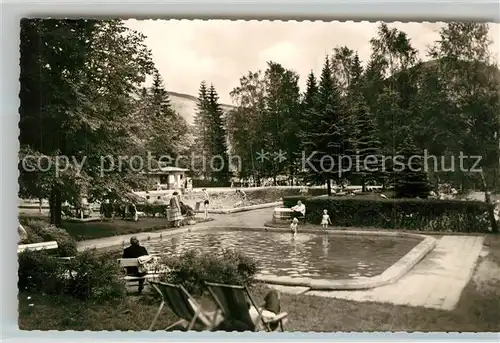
[[18, 235, 500, 332], [19, 213, 213, 241]]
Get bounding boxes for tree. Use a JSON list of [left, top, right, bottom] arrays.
[[368, 23, 419, 153], [394, 134, 432, 198], [352, 101, 384, 192], [192, 81, 211, 178], [300, 56, 343, 195], [19, 19, 155, 226], [206, 84, 230, 183], [262, 62, 301, 184], [227, 71, 267, 184], [142, 69, 190, 159], [428, 23, 500, 191]]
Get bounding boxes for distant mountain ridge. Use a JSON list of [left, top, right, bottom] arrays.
[[167, 91, 235, 126]]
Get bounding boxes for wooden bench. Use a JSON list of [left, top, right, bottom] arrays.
[[17, 241, 59, 254], [272, 207, 294, 223], [117, 258, 169, 286]]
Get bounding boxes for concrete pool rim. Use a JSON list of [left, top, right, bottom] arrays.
[[79, 225, 436, 291], [241, 227, 437, 290]]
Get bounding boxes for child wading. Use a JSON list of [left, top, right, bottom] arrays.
[[321, 209, 332, 230], [290, 218, 298, 238]]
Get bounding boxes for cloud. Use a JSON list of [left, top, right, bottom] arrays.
[[125, 20, 499, 104]]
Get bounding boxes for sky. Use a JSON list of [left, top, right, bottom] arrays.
[[125, 20, 500, 105]]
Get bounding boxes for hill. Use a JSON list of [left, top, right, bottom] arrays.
[[168, 91, 235, 126]]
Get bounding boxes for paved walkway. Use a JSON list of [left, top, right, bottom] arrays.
[[77, 207, 485, 311]]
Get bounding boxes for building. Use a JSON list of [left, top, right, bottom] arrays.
[[145, 166, 190, 191]]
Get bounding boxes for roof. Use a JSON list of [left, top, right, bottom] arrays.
[[145, 166, 189, 174]]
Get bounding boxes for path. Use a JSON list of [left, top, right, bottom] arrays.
[[77, 207, 485, 311]]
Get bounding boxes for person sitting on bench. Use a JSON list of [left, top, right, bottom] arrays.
[[123, 236, 149, 294], [290, 200, 306, 220]]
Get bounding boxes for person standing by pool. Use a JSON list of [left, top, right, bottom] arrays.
[[320, 209, 332, 230], [290, 200, 306, 220], [290, 218, 298, 238], [202, 188, 210, 219], [169, 192, 183, 227]]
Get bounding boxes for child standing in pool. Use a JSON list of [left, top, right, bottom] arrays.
[[320, 209, 332, 230], [290, 217, 298, 238]]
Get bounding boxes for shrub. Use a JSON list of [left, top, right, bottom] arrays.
[[18, 250, 66, 295], [159, 249, 259, 296], [20, 219, 78, 257], [18, 249, 126, 300], [283, 195, 495, 233], [63, 249, 126, 300]]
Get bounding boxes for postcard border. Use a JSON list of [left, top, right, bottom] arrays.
[[2, 0, 499, 342]]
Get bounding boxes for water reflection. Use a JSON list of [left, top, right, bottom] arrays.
[[143, 229, 418, 280], [322, 235, 329, 258]]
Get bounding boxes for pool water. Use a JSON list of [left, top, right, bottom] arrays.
[[142, 229, 421, 280]]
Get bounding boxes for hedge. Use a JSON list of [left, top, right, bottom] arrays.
[[19, 219, 78, 257], [283, 196, 495, 233], [18, 249, 126, 300]]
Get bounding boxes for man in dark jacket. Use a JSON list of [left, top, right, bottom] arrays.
[[123, 236, 149, 293]]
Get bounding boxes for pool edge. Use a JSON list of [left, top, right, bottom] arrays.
[[248, 228, 436, 291]]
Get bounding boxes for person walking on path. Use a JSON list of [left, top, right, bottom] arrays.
[[169, 192, 183, 227], [202, 188, 210, 220]]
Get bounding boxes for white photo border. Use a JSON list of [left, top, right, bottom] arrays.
[[2, 0, 499, 342]]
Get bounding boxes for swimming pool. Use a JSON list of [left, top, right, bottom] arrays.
[[141, 228, 422, 280]]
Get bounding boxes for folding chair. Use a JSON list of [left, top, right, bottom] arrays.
[[204, 281, 288, 332], [148, 281, 223, 331]]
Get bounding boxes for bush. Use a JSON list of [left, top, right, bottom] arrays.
[[19, 219, 78, 257], [159, 249, 259, 296], [63, 249, 127, 300], [18, 249, 126, 300], [18, 250, 67, 295], [283, 195, 495, 233]]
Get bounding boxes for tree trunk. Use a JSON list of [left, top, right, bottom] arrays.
[[49, 187, 62, 227], [480, 171, 498, 233]]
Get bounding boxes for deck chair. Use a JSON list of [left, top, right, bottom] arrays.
[[204, 281, 288, 332], [147, 281, 223, 331]]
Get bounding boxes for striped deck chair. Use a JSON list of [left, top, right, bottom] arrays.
[[148, 281, 223, 331], [204, 281, 288, 332]]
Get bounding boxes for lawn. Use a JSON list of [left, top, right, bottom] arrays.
[[19, 214, 213, 241], [18, 235, 500, 332]]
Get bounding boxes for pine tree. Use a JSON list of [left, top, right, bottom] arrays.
[[394, 135, 432, 198], [300, 56, 343, 195], [207, 84, 230, 183], [298, 71, 318, 152], [193, 81, 210, 178], [150, 69, 172, 116], [144, 69, 189, 160], [353, 102, 384, 191]]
